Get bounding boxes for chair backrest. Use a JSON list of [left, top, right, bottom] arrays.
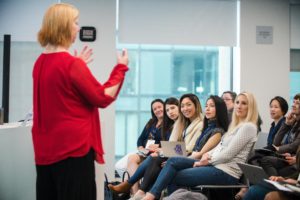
[[254, 132, 268, 149]]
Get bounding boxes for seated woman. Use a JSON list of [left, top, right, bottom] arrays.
[[115, 99, 164, 193], [141, 91, 259, 200], [109, 93, 203, 196], [168, 93, 204, 154], [161, 97, 180, 141], [265, 96, 289, 150]]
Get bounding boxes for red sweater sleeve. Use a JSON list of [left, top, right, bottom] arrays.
[[69, 58, 128, 108]]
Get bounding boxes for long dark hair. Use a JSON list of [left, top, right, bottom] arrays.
[[161, 97, 179, 140], [179, 93, 203, 128], [203, 95, 229, 132], [145, 99, 164, 129]]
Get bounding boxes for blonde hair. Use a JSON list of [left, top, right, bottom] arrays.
[[38, 3, 79, 48], [170, 94, 203, 142], [228, 92, 258, 133]]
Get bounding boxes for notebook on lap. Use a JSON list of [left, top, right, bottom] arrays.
[[160, 141, 187, 157], [237, 163, 269, 185]]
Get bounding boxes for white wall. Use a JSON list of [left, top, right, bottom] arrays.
[[239, 0, 290, 132], [0, 0, 56, 42], [118, 0, 237, 46]]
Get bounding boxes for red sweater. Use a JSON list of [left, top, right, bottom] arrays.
[[32, 52, 128, 165]]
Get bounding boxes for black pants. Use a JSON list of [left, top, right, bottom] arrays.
[[248, 151, 266, 166], [140, 156, 167, 192], [36, 149, 96, 200], [260, 155, 297, 176]]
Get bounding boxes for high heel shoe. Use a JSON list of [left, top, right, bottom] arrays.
[[108, 181, 132, 194]]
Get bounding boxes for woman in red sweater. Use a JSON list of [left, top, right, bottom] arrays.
[[32, 3, 128, 200]]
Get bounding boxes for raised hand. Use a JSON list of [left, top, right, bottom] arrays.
[[285, 112, 296, 125], [74, 46, 93, 64], [117, 49, 129, 65]]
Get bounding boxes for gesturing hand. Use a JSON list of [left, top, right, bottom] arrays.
[[117, 49, 129, 65], [74, 46, 93, 64]]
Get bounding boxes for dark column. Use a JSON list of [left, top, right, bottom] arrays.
[[2, 34, 11, 123]]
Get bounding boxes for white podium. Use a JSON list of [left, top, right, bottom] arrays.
[[0, 123, 35, 200]]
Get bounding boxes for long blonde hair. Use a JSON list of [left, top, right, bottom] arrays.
[[170, 93, 203, 142], [227, 92, 259, 133], [38, 3, 79, 48]]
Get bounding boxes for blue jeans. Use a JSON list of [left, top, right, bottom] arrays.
[[127, 156, 153, 184], [243, 184, 272, 200], [149, 157, 239, 198]]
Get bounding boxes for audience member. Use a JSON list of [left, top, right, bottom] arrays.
[[161, 97, 180, 141], [168, 93, 204, 153], [266, 96, 289, 149], [115, 99, 164, 192], [222, 91, 237, 123]]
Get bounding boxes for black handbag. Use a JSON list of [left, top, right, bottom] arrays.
[[104, 171, 130, 200]]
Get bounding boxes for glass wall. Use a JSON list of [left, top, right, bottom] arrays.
[[115, 44, 232, 159]]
